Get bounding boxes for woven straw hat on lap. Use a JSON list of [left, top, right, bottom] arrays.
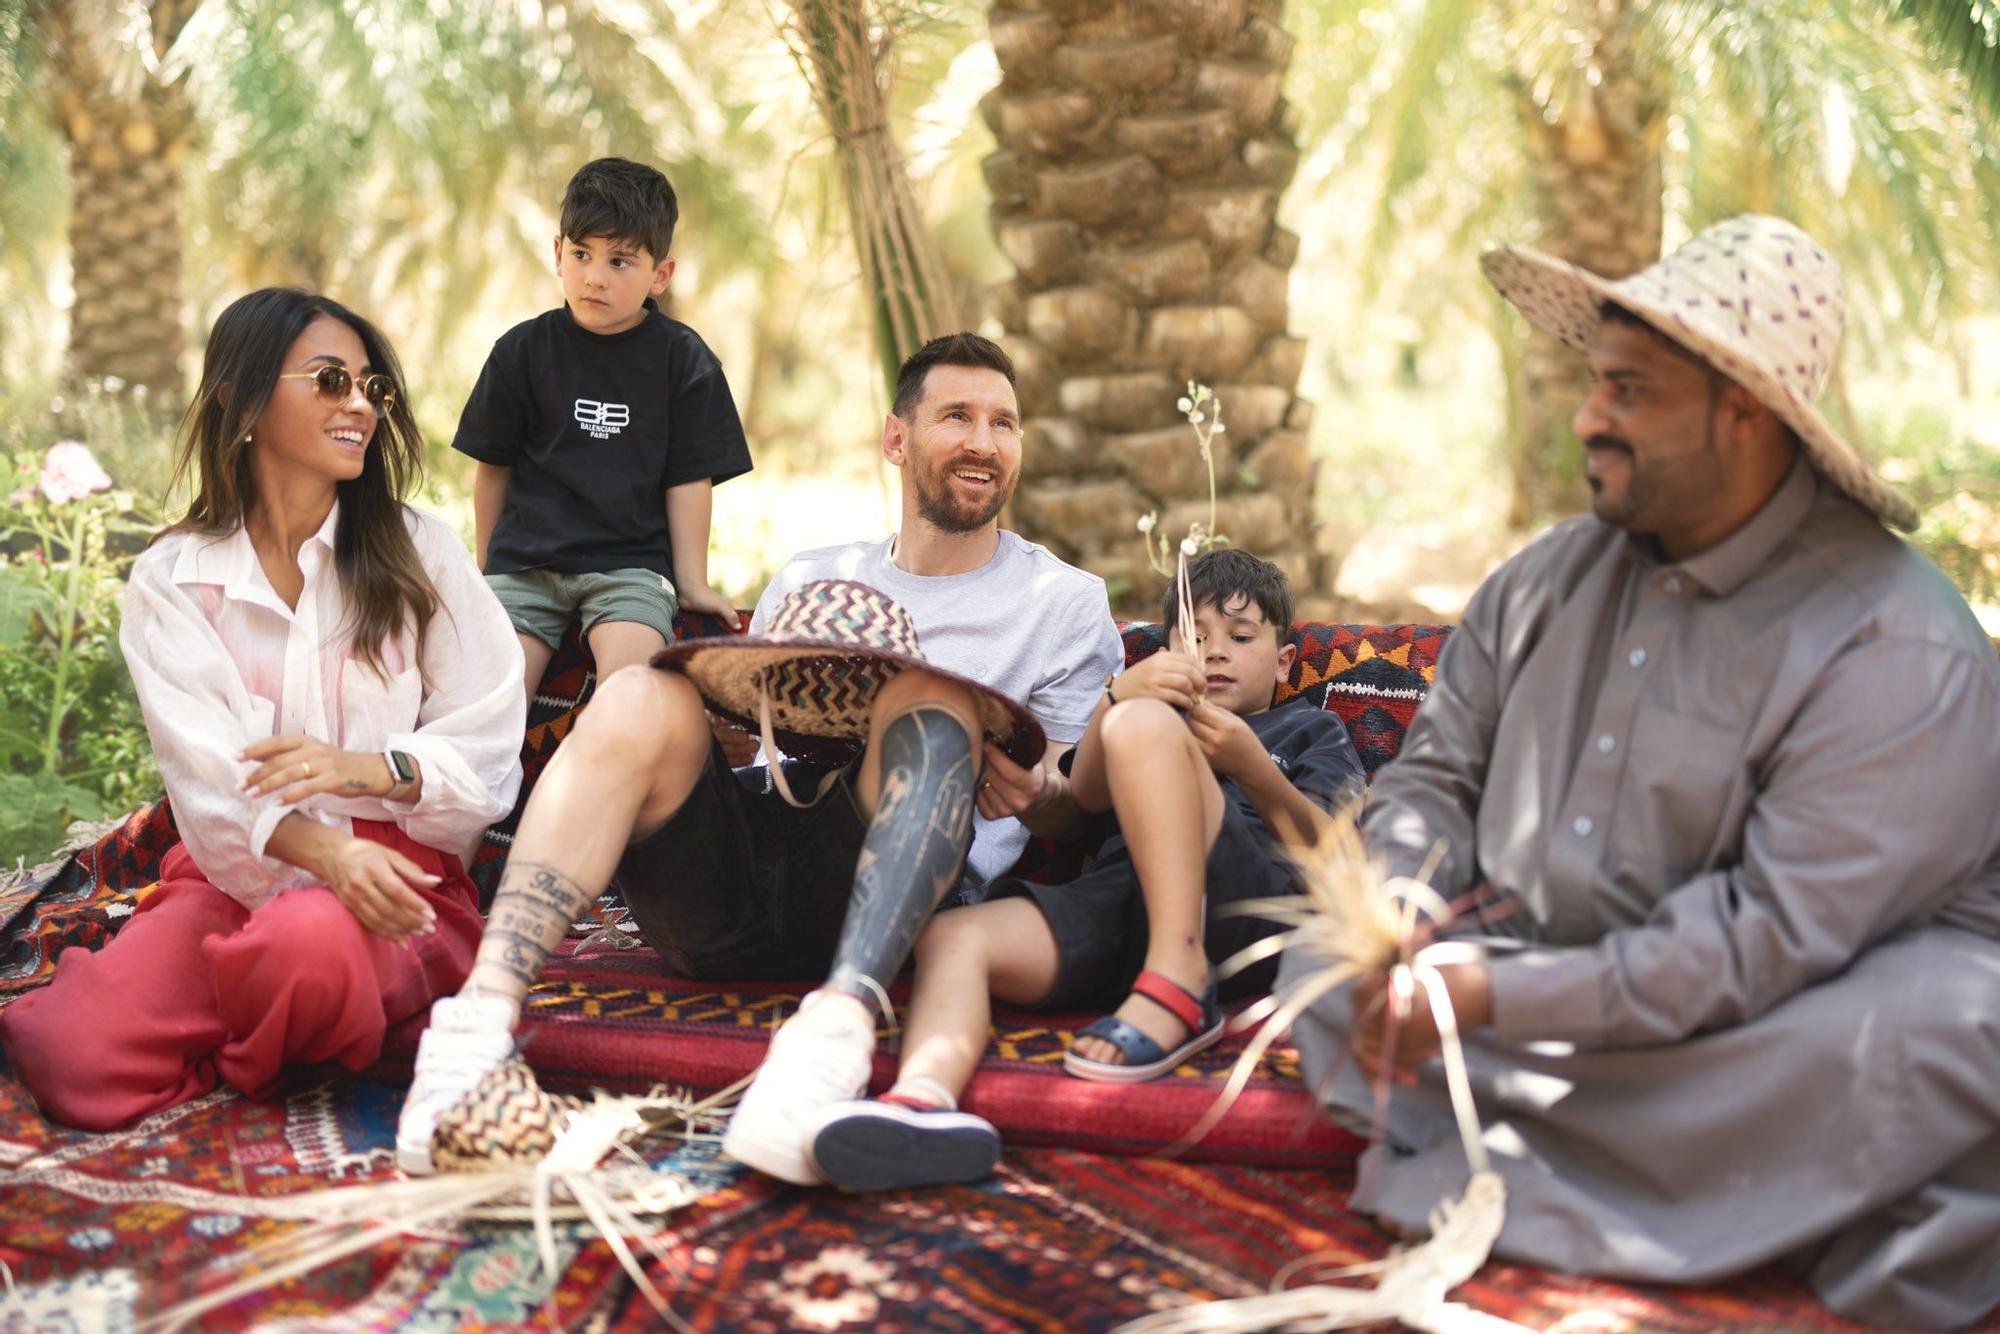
[[655, 578, 1047, 768], [1481, 214, 1919, 531]]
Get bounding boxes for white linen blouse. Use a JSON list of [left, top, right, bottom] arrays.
[[119, 502, 526, 908]]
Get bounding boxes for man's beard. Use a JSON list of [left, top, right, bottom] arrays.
[[1584, 428, 1721, 535], [1584, 433, 1637, 523], [914, 456, 1012, 532]]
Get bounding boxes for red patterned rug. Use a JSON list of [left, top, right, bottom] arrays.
[[0, 1070, 1872, 1331], [373, 934, 1360, 1168], [0, 617, 1950, 1326]]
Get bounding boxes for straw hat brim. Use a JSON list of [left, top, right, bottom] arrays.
[[1480, 244, 1919, 531], [653, 636, 1048, 769]]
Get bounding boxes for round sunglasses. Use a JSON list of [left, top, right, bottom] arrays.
[[277, 364, 399, 411]]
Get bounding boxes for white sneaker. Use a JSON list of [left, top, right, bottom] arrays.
[[722, 991, 876, 1185], [395, 992, 517, 1175]]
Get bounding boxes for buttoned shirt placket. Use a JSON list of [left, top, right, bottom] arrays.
[[1548, 558, 1703, 935]]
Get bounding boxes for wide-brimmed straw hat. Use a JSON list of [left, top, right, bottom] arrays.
[[1481, 214, 1919, 531], [653, 578, 1046, 768]]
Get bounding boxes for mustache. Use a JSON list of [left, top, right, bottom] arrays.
[[1584, 434, 1633, 456]]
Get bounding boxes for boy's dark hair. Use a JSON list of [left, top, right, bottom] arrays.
[[1164, 548, 1294, 642], [560, 157, 678, 260], [892, 333, 1017, 419]]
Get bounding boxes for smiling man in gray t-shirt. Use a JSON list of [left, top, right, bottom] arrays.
[[397, 332, 1122, 1189], [753, 529, 1119, 889]]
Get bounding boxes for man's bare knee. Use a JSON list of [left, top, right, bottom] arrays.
[[871, 668, 982, 740], [568, 667, 707, 768]]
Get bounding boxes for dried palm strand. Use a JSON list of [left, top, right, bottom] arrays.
[[144, 1059, 745, 1333], [1125, 810, 1524, 1334], [1165, 545, 1206, 709]]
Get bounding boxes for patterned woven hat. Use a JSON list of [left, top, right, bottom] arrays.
[[654, 578, 1046, 768], [1481, 214, 1919, 530]]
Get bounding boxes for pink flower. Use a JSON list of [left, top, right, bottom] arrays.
[[39, 441, 112, 505]]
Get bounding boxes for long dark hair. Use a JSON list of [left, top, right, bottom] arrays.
[[167, 288, 438, 675]]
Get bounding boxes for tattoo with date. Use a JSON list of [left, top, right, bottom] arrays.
[[470, 861, 596, 988]]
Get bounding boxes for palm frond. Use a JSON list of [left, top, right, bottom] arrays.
[[1896, 0, 2000, 118], [1128, 812, 1517, 1334], [145, 1071, 744, 1334]]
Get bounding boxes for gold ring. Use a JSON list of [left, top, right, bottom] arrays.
[[301, 761, 312, 779]]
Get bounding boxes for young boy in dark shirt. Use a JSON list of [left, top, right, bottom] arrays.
[[454, 157, 752, 696], [805, 550, 1365, 1190]]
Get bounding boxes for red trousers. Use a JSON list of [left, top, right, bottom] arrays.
[[0, 820, 483, 1131]]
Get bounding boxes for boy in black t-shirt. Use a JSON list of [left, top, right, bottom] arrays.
[[805, 550, 1366, 1191], [454, 157, 752, 696]]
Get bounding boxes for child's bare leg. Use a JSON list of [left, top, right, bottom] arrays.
[[805, 898, 1059, 1191], [898, 899, 1063, 1103], [1073, 698, 1226, 1066], [585, 620, 671, 685], [518, 632, 556, 700]]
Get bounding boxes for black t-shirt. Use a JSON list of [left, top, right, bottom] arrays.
[[1223, 697, 1367, 830], [453, 301, 752, 576]]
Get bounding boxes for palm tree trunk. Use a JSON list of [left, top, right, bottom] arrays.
[[1504, 0, 1667, 527], [985, 0, 1314, 609], [34, 0, 200, 403]]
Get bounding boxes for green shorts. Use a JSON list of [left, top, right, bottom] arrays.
[[485, 568, 679, 648]]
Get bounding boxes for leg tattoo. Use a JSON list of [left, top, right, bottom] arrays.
[[827, 707, 975, 1009], [470, 861, 596, 992]]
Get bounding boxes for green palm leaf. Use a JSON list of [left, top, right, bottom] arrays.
[[1897, 0, 2000, 117]]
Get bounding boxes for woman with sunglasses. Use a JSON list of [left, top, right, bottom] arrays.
[[0, 288, 526, 1131]]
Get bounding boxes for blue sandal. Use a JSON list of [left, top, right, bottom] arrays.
[[1063, 970, 1224, 1084]]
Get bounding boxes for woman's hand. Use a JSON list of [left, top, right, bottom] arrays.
[[241, 735, 393, 806], [320, 835, 439, 940]]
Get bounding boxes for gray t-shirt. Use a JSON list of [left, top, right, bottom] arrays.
[[749, 531, 1123, 887]]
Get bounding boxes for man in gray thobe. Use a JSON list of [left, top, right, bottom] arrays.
[[1282, 215, 2000, 1327]]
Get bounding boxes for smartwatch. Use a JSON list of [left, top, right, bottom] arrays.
[[385, 749, 418, 800]]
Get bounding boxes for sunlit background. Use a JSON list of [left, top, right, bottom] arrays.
[[1, 0, 1996, 863]]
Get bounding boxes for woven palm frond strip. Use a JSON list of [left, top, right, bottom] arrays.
[[1128, 810, 1526, 1333], [144, 1059, 746, 1333]]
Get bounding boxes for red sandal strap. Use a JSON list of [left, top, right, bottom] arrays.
[[1129, 970, 1207, 1034]]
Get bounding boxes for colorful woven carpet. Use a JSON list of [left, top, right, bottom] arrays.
[[371, 930, 1359, 1168], [0, 1069, 1875, 1330], [0, 614, 1899, 1326]]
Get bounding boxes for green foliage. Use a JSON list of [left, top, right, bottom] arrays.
[[1898, 0, 2000, 119], [1881, 408, 2000, 606], [0, 0, 65, 355], [0, 387, 161, 868], [1289, 0, 2000, 339]]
